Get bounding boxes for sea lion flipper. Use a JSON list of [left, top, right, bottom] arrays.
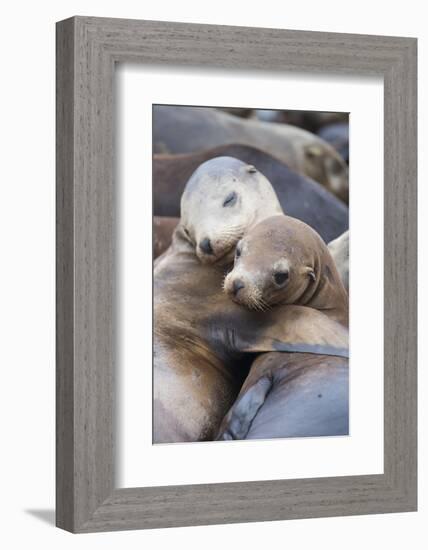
[[231, 305, 349, 356], [216, 375, 272, 440]]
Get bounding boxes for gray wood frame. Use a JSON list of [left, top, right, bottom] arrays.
[[56, 16, 417, 533]]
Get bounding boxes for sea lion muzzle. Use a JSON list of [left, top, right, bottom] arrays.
[[232, 279, 245, 296], [199, 237, 214, 255]]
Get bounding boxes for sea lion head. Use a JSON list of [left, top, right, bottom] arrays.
[[224, 215, 329, 310], [304, 143, 349, 203], [180, 157, 282, 265]]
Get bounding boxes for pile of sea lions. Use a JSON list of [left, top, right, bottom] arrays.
[[153, 106, 349, 444]]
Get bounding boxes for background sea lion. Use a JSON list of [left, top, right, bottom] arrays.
[[328, 230, 349, 292], [154, 159, 347, 443], [153, 144, 348, 242], [254, 109, 349, 134], [224, 214, 348, 326], [318, 122, 349, 164], [216, 352, 349, 440], [153, 105, 348, 202]]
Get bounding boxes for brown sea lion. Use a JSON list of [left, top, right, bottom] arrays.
[[153, 105, 348, 202], [223, 214, 348, 326], [153, 144, 348, 242], [154, 159, 348, 444], [218, 215, 349, 441]]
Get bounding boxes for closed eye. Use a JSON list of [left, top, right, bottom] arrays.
[[223, 191, 237, 207]]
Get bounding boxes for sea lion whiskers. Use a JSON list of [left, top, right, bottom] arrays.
[[247, 295, 261, 312], [246, 287, 270, 312], [217, 224, 246, 240], [258, 296, 272, 312], [254, 289, 272, 312]]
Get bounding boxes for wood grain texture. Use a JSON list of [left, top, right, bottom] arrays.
[[56, 16, 417, 532]]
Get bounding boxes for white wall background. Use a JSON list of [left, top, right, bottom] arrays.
[[0, 1, 425, 548]]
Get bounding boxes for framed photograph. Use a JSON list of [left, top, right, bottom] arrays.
[[56, 16, 417, 532]]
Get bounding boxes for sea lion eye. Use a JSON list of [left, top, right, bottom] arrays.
[[223, 191, 237, 207], [235, 247, 241, 258], [274, 270, 289, 286]]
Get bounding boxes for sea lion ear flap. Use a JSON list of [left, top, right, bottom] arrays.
[[174, 223, 193, 247], [305, 144, 323, 159], [302, 266, 316, 282]]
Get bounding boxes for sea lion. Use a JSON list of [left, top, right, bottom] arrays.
[[255, 110, 349, 134], [153, 144, 348, 242], [318, 122, 349, 164], [223, 214, 348, 326], [218, 215, 349, 441], [328, 230, 349, 292], [216, 352, 349, 440], [154, 159, 347, 444], [153, 105, 348, 202]]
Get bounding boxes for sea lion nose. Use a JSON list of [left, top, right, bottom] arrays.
[[199, 237, 214, 255], [232, 279, 245, 296]]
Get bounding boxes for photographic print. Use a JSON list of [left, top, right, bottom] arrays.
[[153, 104, 349, 444], [56, 17, 416, 531]]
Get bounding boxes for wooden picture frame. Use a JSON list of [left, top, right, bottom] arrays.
[[56, 16, 417, 533]]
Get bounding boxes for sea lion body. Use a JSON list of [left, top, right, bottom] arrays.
[[153, 106, 348, 201], [217, 352, 349, 440], [153, 145, 348, 242], [154, 244, 247, 442]]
